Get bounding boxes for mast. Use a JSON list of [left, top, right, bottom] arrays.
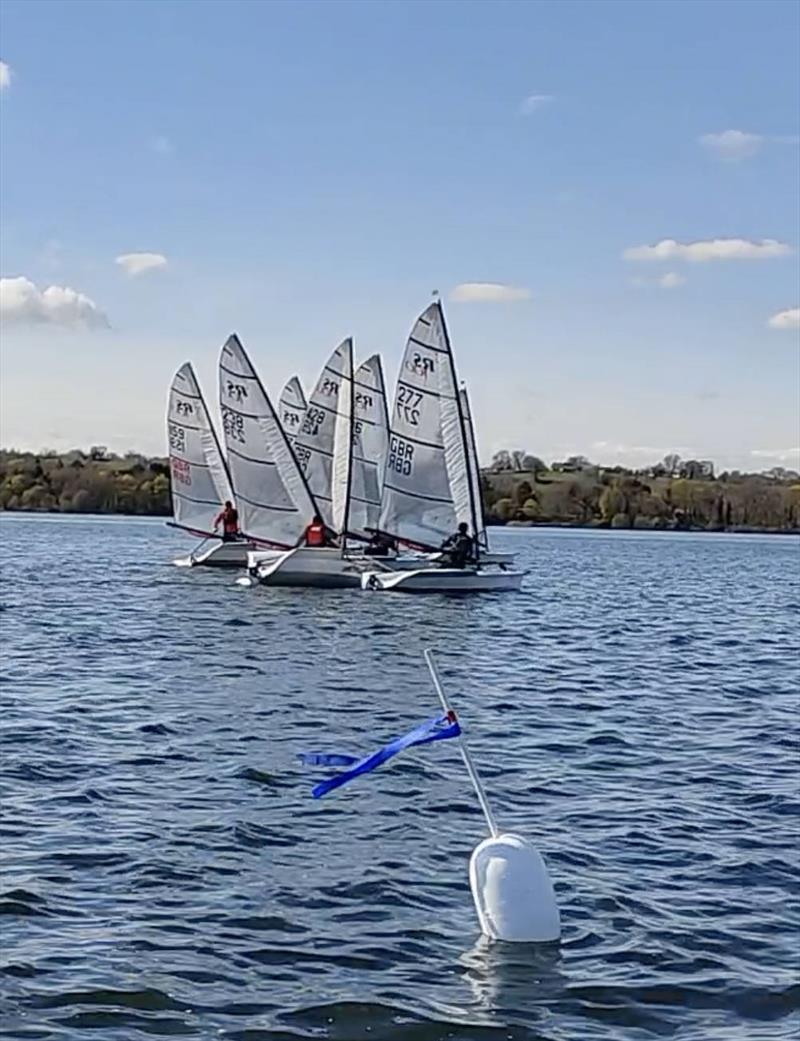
[[437, 300, 482, 562], [197, 364, 235, 497], [341, 337, 356, 554], [461, 383, 488, 549]]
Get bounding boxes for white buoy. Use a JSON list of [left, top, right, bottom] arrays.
[[424, 650, 561, 944]]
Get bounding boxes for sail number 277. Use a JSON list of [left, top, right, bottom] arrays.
[[396, 386, 423, 426], [387, 436, 414, 476]]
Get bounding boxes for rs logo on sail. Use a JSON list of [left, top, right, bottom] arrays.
[[406, 353, 435, 378], [226, 381, 248, 402]]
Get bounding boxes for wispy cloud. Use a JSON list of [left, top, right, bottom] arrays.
[[632, 271, 686, 289], [0, 61, 11, 90], [624, 238, 791, 262], [591, 441, 694, 459], [0, 275, 108, 329], [150, 135, 173, 155], [767, 307, 800, 330], [699, 129, 763, 161], [449, 282, 532, 303], [40, 238, 64, 270], [115, 252, 168, 276], [750, 447, 800, 463], [699, 129, 800, 161], [520, 93, 554, 115]]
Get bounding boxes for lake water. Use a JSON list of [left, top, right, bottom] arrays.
[[1, 515, 798, 1041]]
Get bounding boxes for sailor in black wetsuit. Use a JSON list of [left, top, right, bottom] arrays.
[[440, 522, 475, 568]]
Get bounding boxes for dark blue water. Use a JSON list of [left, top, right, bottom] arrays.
[[1, 515, 798, 1041]]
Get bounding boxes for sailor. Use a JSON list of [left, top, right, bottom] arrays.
[[214, 500, 240, 542], [364, 529, 397, 557], [440, 522, 475, 568], [301, 514, 334, 548]]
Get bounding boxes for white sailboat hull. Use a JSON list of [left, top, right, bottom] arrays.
[[360, 567, 524, 594], [381, 549, 516, 570], [173, 539, 253, 568], [246, 547, 365, 589]]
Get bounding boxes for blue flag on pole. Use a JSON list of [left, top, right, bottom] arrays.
[[299, 712, 461, 798]]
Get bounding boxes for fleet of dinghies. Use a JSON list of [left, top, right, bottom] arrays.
[[165, 301, 523, 593]]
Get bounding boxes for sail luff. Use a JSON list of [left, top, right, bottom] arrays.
[[219, 334, 318, 546], [167, 361, 233, 535], [459, 384, 488, 548], [438, 301, 481, 552], [292, 339, 353, 534], [377, 303, 458, 548], [278, 375, 308, 444], [349, 353, 389, 535]]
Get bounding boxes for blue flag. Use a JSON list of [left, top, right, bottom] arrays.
[[299, 712, 461, 798]]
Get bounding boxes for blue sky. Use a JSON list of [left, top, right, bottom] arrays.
[[1, 0, 798, 471]]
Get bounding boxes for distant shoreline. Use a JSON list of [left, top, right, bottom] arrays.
[[1, 510, 797, 537], [1, 449, 798, 535]]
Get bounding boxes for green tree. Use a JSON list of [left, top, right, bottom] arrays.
[[492, 497, 516, 522]]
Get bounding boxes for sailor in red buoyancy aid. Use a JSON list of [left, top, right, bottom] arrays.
[[301, 514, 332, 548]]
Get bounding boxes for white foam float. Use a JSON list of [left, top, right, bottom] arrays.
[[424, 650, 561, 944]]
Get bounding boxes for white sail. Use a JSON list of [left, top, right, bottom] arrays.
[[219, 334, 317, 547], [350, 354, 389, 534], [278, 376, 307, 443], [459, 385, 488, 547], [167, 362, 233, 535], [292, 339, 354, 534], [378, 302, 465, 548]]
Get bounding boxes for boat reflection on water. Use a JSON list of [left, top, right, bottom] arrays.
[[459, 934, 565, 1014]]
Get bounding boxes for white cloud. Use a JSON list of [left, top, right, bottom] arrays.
[[0, 276, 108, 329], [767, 308, 800, 330], [631, 271, 686, 289], [150, 135, 173, 155], [751, 447, 800, 463], [520, 94, 554, 115], [0, 61, 11, 90], [659, 272, 685, 288], [115, 252, 168, 276], [699, 129, 763, 161], [449, 282, 532, 303], [623, 238, 791, 262], [591, 441, 695, 459]]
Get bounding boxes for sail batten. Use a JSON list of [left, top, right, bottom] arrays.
[[219, 335, 317, 546], [167, 362, 233, 536]]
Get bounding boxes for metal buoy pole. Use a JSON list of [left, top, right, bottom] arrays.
[[424, 649, 499, 838]]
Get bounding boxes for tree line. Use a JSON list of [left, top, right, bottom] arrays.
[[0, 448, 171, 515], [1, 447, 799, 533], [482, 452, 800, 533]]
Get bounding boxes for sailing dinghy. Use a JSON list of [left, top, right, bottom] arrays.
[[167, 362, 251, 567], [242, 338, 368, 588], [278, 375, 307, 444], [361, 302, 523, 593]]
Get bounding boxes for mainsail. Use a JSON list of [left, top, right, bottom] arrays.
[[350, 354, 389, 534], [278, 376, 307, 444], [167, 362, 233, 535], [292, 339, 354, 534], [379, 302, 479, 548], [219, 334, 317, 546], [458, 385, 488, 548]]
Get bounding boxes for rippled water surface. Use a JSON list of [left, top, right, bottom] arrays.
[[1, 515, 799, 1041]]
